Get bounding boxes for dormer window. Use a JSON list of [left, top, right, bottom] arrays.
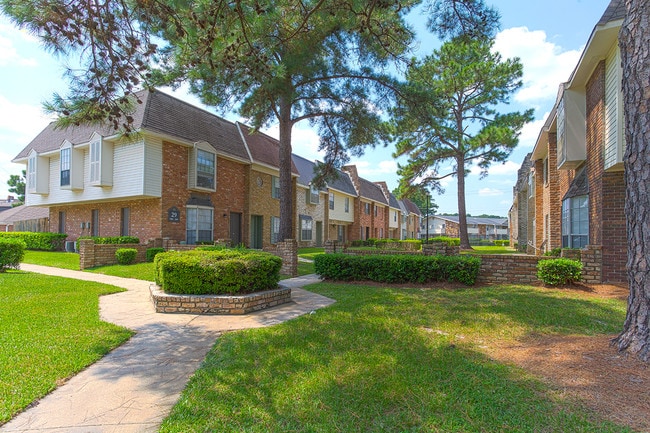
[[89, 134, 113, 187], [27, 150, 49, 195], [60, 148, 71, 187], [189, 141, 216, 192]]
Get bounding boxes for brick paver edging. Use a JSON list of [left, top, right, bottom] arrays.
[[149, 285, 292, 314]]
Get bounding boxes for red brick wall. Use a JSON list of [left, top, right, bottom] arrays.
[[585, 62, 626, 283]]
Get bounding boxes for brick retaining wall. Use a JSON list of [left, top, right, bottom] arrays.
[[150, 285, 291, 314]]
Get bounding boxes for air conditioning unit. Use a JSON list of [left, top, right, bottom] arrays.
[[65, 241, 77, 253]]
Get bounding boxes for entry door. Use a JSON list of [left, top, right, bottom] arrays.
[[250, 215, 263, 249], [316, 221, 323, 247], [230, 212, 242, 246]]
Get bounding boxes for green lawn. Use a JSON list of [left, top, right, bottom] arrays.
[[0, 271, 132, 424], [464, 245, 523, 255], [297, 247, 325, 261], [160, 282, 630, 433], [22, 250, 80, 270]]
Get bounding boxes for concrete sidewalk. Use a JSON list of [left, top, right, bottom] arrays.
[[1, 265, 334, 433]]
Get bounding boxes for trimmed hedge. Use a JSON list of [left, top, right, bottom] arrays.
[[375, 239, 422, 251], [429, 236, 461, 246], [314, 253, 481, 285], [77, 236, 140, 245], [0, 238, 26, 272], [115, 248, 138, 265], [0, 232, 67, 251], [154, 249, 282, 295], [537, 258, 582, 286], [146, 247, 165, 262]]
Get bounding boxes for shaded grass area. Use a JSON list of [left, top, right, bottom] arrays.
[[463, 245, 523, 255], [22, 250, 80, 270], [160, 283, 629, 433], [297, 247, 324, 261], [0, 272, 132, 424], [88, 262, 157, 281]]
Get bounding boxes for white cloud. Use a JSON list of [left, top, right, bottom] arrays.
[[0, 95, 53, 138], [478, 187, 505, 197], [350, 159, 398, 178], [0, 34, 37, 67], [494, 27, 582, 104], [519, 115, 548, 147], [486, 160, 521, 176]]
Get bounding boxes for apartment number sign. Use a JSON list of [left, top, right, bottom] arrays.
[[168, 206, 180, 222]]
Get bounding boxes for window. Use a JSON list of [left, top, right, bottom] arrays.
[[271, 216, 281, 244], [329, 193, 334, 210], [272, 176, 280, 199], [186, 206, 213, 244], [196, 149, 216, 189], [308, 185, 319, 204], [344, 197, 349, 213], [543, 157, 549, 185], [27, 154, 36, 191], [562, 195, 589, 248], [528, 170, 535, 198], [374, 205, 378, 217], [393, 211, 397, 222], [60, 148, 71, 186], [337, 225, 345, 242], [90, 139, 101, 184], [120, 207, 130, 236], [300, 216, 313, 241], [91, 209, 99, 237], [364, 202, 370, 214]]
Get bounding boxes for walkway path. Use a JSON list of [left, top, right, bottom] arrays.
[[1, 265, 334, 433]]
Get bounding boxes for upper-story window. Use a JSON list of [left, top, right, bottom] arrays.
[[329, 193, 334, 210], [189, 142, 215, 191], [196, 150, 216, 189], [374, 205, 378, 217], [344, 197, 350, 213], [89, 134, 113, 187], [27, 153, 36, 191], [308, 184, 319, 204], [364, 202, 370, 215], [272, 176, 280, 199], [27, 150, 49, 195], [60, 148, 71, 187]]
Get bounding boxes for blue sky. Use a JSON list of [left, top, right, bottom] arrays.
[[0, 0, 612, 215]]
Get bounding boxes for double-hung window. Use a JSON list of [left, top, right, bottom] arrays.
[[272, 176, 280, 199], [344, 197, 350, 213], [271, 216, 281, 243], [329, 193, 334, 210], [309, 185, 319, 204], [187, 206, 214, 244], [196, 150, 216, 189], [364, 203, 370, 215], [300, 216, 313, 241], [562, 195, 589, 248], [60, 148, 71, 187]]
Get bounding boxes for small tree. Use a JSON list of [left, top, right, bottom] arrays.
[[7, 170, 25, 203], [393, 37, 533, 249]]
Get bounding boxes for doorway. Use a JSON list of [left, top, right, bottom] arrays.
[[230, 212, 242, 246], [316, 221, 323, 247], [250, 215, 263, 249]]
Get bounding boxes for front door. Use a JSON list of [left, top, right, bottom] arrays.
[[316, 221, 323, 247], [250, 215, 263, 249], [230, 212, 242, 246]]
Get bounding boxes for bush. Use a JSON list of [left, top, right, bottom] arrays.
[[146, 247, 165, 262], [537, 258, 582, 286], [429, 236, 461, 246], [115, 248, 138, 265], [314, 253, 481, 285], [494, 240, 509, 247], [154, 249, 282, 295], [0, 238, 26, 272], [375, 239, 422, 251], [0, 232, 67, 251], [543, 247, 562, 257], [78, 236, 140, 245]]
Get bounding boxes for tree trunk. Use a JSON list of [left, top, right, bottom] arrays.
[[456, 156, 471, 250], [278, 97, 295, 242], [613, 0, 650, 361]]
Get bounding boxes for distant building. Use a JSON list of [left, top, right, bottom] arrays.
[[421, 215, 509, 241]]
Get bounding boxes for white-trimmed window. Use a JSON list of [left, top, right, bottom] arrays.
[[27, 154, 36, 191], [562, 195, 589, 248], [189, 142, 216, 191], [329, 193, 334, 210], [187, 206, 214, 244], [60, 148, 71, 187], [344, 197, 350, 213], [308, 184, 319, 204], [27, 150, 49, 195], [364, 202, 370, 215], [374, 205, 378, 217], [300, 216, 313, 241], [272, 176, 280, 199], [271, 216, 281, 244]]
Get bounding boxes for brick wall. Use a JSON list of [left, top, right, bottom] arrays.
[[295, 186, 325, 247]]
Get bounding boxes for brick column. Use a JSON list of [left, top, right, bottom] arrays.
[[581, 245, 602, 284], [78, 239, 95, 270], [277, 239, 298, 277]]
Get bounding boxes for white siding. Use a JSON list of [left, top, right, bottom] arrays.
[[389, 207, 399, 229], [604, 45, 625, 171], [26, 137, 152, 206], [329, 191, 354, 222], [143, 136, 163, 196]]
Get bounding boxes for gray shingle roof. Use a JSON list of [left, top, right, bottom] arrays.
[[0, 205, 49, 224], [326, 169, 357, 196], [14, 89, 250, 162], [401, 198, 422, 216], [237, 123, 299, 174], [598, 0, 625, 25], [358, 178, 388, 204], [291, 154, 318, 187], [388, 192, 400, 209]]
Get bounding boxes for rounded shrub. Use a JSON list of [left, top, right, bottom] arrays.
[[0, 238, 26, 272], [537, 258, 582, 286], [154, 249, 282, 295], [115, 248, 138, 265]]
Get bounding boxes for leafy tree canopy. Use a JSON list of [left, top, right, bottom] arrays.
[[6, 170, 25, 204]]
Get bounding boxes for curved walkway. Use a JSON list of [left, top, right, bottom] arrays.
[[1, 265, 334, 433]]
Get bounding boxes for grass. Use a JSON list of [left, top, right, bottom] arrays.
[[0, 271, 132, 424], [160, 282, 630, 433], [465, 245, 523, 255], [298, 247, 324, 261], [22, 250, 80, 270], [88, 262, 158, 280]]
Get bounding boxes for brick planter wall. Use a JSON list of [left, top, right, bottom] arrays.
[[264, 239, 298, 277], [150, 285, 291, 314]]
